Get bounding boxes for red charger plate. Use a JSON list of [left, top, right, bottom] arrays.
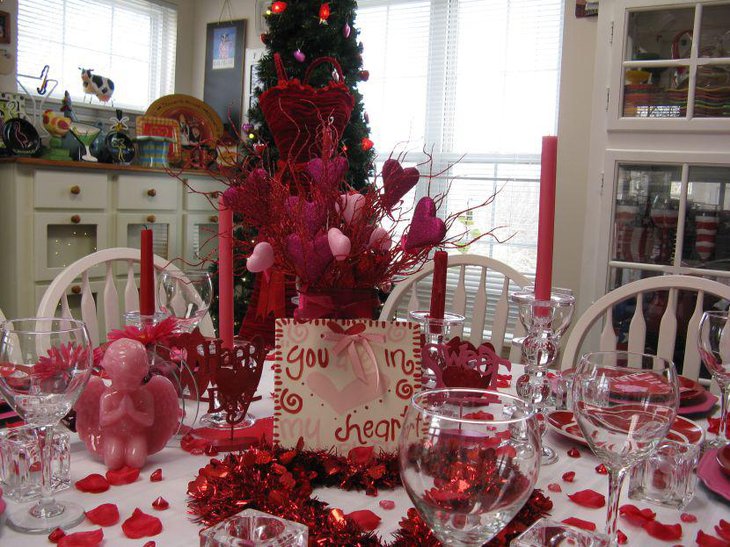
[[717, 445, 730, 478], [547, 410, 704, 446]]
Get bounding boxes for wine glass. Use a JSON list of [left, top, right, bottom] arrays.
[[572, 351, 679, 545], [698, 310, 730, 448], [0, 318, 92, 533], [399, 388, 540, 546], [157, 269, 213, 333]]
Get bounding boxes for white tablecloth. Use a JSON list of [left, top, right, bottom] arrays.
[[1, 365, 728, 546]]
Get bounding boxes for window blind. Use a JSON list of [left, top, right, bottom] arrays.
[[358, 0, 562, 345], [17, 0, 177, 112]]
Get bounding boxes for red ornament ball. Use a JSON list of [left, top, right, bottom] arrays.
[[260, 33, 270, 45], [360, 70, 370, 81], [293, 49, 306, 63], [361, 138, 374, 151], [271, 1, 287, 14]]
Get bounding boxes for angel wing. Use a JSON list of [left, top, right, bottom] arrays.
[[74, 376, 106, 458], [142, 375, 180, 455]]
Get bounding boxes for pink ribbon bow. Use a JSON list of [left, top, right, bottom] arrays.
[[324, 322, 385, 387]]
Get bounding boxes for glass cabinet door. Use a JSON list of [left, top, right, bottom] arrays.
[[610, 162, 730, 289], [618, 1, 730, 121]]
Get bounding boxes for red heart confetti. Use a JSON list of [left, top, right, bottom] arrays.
[[643, 520, 682, 541], [681, 512, 697, 523], [75, 473, 110, 493], [595, 463, 608, 474], [150, 468, 163, 482], [346, 509, 381, 532], [567, 447, 581, 458], [378, 500, 395, 510], [48, 527, 66, 543], [568, 489, 606, 508], [85, 503, 120, 526], [561, 517, 596, 531], [122, 508, 163, 539], [58, 528, 104, 547], [697, 530, 730, 547], [152, 496, 169, 510], [562, 471, 576, 482], [547, 483, 562, 493], [105, 466, 140, 486], [617, 530, 628, 545]]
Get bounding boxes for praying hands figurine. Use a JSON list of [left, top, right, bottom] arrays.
[[75, 338, 179, 470]]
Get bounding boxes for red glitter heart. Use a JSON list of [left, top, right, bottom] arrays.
[[403, 197, 446, 252], [381, 159, 419, 211], [152, 496, 169, 510]]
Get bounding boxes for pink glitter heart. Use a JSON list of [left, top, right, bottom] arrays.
[[404, 197, 446, 251], [285, 196, 326, 237], [285, 233, 333, 283], [381, 159, 419, 210], [306, 157, 348, 192]]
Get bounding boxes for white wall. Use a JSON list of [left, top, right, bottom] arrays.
[[554, 3, 598, 311]]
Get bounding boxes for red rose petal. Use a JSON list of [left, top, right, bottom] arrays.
[[720, 520, 730, 532], [561, 517, 596, 531], [548, 483, 562, 493], [681, 512, 697, 523], [619, 504, 655, 527], [697, 530, 730, 547], [49, 527, 66, 543], [379, 500, 395, 510], [346, 509, 381, 532], [122, 508, 163, 539], [150, 468, 163, 482], [716, 524, 730, 542], [562, 471, 576, 482], [643, 520, 682, 541], [85, 503, 120, 526], [567, 447, 581, 458], [58, 528, 104, 547], [152, 496, 169, 510], [595, 463, 608, 474], [74, 473, 110, 493], [568, 489, 606, 508], [105, 466, 140, 486], [617, 530, 628, 545]]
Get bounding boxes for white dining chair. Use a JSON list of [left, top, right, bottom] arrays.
[[561, 274, 730, 386], [37, 247, 215, 346], [379, 254, 529, 361]]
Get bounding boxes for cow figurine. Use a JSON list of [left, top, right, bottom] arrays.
[[80, 68, 115, 103]]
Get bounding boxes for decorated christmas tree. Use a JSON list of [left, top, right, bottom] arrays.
[[247, 0, 375, 189], [211, 0, 376, 332]]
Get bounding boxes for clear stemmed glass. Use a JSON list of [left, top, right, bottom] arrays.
[[698, 310, 730, 448], [572, 351, 679, 545], [399, 388, 541, 546], [157, 269, 213, 333], [0, 318, 92, 533]]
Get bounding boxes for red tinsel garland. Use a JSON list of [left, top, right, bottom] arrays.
[[187, 441, 552, 546]]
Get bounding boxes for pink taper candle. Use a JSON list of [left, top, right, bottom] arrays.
[[139, 229, 155, 316], [535, 136, 558, 301], [218, 196, 234, 349]]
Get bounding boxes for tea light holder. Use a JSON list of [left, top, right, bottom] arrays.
[[199, 509, 308, 546]]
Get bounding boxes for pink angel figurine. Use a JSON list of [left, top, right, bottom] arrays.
[[75, 338, 179, 470]]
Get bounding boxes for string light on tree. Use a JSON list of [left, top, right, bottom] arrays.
[[271, 1, 287, 14], [318, 2, 331, 24], [361, 137, 374, 151]]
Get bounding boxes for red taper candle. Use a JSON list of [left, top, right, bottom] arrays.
[[429, 250, 448, 320], [535, 136, 558, 301], [218, 196, 234, 349], [139, 229, 155, 316]]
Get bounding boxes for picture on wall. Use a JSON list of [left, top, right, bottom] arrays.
[[0, 11, 10, 45], [204, 19, 246, 130]]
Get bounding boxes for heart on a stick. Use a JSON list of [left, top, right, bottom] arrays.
[[403, 197, 446, 251], [336, 193, 366, 224], [246, 242, 275, 272], [285, 233, 333, 283], [285, 196, 326, 237], [381, 159, 419, 211], [211, 338, 266, 426]]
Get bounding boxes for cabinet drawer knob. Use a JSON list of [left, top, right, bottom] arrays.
[[209, 215, 218, 222], [146, 214, 157, 223], [70, 215, 81, 224], [147, 188, 157, 197], [70, 185, 81, 195], [71, 285, 81, 294]]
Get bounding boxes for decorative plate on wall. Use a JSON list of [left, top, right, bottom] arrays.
[[2, 117, 40, 156], [145, 94, 224, 147]]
